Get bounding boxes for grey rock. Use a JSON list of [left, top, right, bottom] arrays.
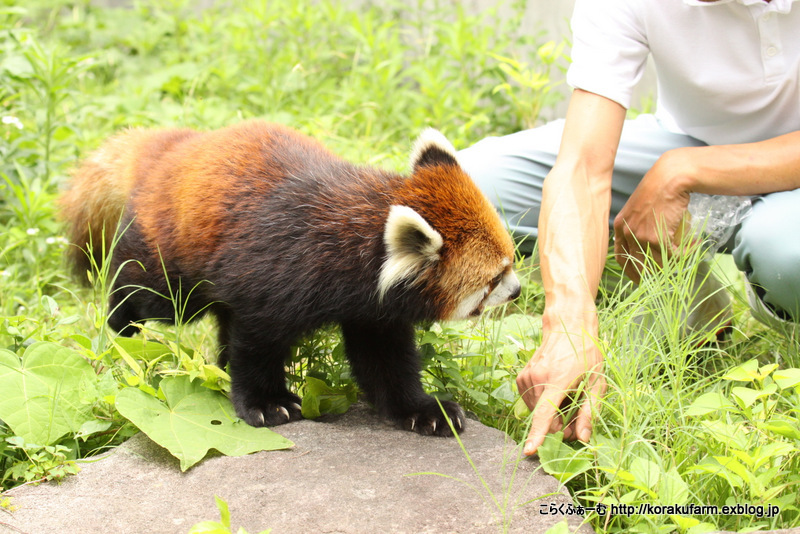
[[1, 404, 595, 534]]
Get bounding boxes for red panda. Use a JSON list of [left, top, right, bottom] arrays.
[[60, 120, 520, 436]]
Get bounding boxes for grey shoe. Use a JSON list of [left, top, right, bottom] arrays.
[[744, 277, 798, 332]]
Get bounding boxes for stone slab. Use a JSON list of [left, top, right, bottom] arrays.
[[1, 404, 595, 534]]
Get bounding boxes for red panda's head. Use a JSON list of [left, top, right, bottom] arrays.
[[378, 129, 521, 320]]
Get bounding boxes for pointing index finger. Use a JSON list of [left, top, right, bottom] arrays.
[[523, 387, 566, 456]]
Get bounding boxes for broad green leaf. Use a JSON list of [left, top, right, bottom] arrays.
[[732, 384, 777, 409], [690, 457, 744, 489], [754, 442, 796, 467], [686, 521, 719, 534], [629, 456, 660, 492], [713, 455, 751, 483], [722, 359, 759, 382], [112, 337, 173, 364], [300, 377, 357, 419], [543, 521, 571, 534], [116, 375, 293, 471], [759, 419, 800, 440], [490, 381, 516, 403], [512, 396, 530, 419], [537, 432, 593, 483], [659, 467, 689, 505], [774, 368, 800, 390], [0, 342, 97, 445], [685, 392, 734, 416], [591, 433, 626, 473], [699, 420, 750, 450], [671, 515, 701, 531]]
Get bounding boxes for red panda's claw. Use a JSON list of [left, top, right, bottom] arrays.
[[402, 400, 466, 437], [235, 396, 303, 428]]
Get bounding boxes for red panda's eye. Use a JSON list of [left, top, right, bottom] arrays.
[[490, 273, 503, 288]]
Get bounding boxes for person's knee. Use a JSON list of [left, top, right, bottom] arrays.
[[458, 128, 560, 245], [733, 191, 800, 321], [458, 136, 523, 208]]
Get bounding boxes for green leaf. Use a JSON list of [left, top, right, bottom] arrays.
[[685, 392, 734, 416], [731, 384, 776, 410], [759, 419, 800, 440], [512, 396, 530, 419], [0, 342, 97, 445], [489, 381, 516, 403], [713, 455, 751, 484], [75, 418, 113, 440], [722, 359, 759, 382], [671, 515, 701, 531], [629, 456, 660, 492], [215, 495, 231, 528], [690, 457, 744, 489], [115, 375, 293, 471], [659, 467, 689, 505], [300, 377, 357, 419], [543, 521, 571, 534], [537, 432, 593, 483], [774, 368, 800, 390], [112, 337, 174, 363]]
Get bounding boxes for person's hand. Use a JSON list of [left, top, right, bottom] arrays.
[[613, 149, 693, 282], [517, 327, 606, 456]]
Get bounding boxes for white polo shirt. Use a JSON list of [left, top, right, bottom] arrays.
[[567, 0, 800, 145]]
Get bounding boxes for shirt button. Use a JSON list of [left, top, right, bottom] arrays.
[[762, 13, 772, 22], [766, 46, 778, 57]]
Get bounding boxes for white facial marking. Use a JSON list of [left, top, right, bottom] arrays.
[[450, 285, 489, 320], [483, 270, 521, 309], [448, 266, 521, 321]]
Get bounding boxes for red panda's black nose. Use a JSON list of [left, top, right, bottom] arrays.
[[509, 283, 521, 301]]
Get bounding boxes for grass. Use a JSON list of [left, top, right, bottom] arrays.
[[1, 1, 799, 533]]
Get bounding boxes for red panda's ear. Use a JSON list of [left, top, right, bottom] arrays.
[[410, 128, 459, 171], [377, 205, 443, 301]]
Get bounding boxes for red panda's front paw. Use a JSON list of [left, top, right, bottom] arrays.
[[402, 400, 466, 437], [234, 394, 303, 427]]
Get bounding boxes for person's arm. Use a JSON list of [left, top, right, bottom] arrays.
[[614, 131, 800, 282], [518, 89, 626, 456]]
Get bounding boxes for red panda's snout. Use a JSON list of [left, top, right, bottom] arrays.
[[449, 260, 521, 320]]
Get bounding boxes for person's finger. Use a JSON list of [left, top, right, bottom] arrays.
[[573, 373, 607, 443], [563, 422, 576, 441], [621, 248, 643, 283], [516, 372, 538, 410], [548, 411, 564, 434], [523, 387, 566, 456]]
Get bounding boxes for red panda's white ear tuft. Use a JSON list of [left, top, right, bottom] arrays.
[[378, 205, 443, 301], [410, 128, 459, 171]]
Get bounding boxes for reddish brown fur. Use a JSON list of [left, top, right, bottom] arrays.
[[61, 121, 513, 317], [59, 120, 517, 435]]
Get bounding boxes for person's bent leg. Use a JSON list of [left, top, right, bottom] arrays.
[[457, 115, 708, 253], [733, 189, 800, 327]]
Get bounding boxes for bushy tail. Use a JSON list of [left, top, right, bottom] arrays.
[[58, 130, 141, 284]]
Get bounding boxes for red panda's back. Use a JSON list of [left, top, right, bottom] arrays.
[[132, 121, 349, 273]]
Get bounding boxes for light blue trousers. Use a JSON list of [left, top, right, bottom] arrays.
[[458, 115, 800, 323]]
